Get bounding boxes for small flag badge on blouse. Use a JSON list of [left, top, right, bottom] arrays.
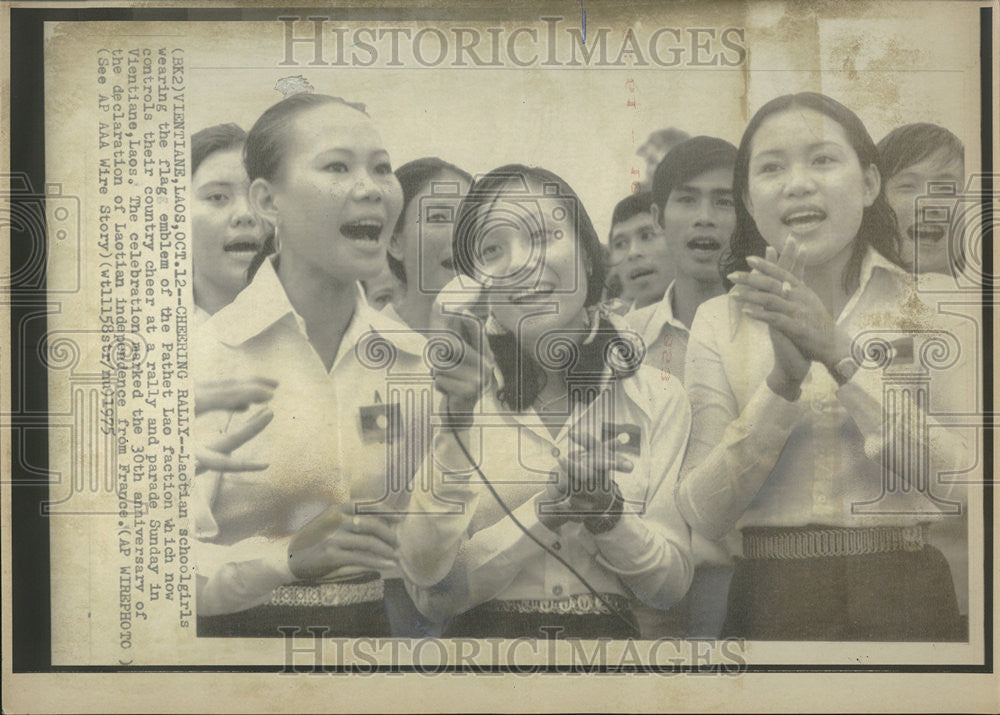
[[602, 422, 641, 458], [359, 402, 402, 444]]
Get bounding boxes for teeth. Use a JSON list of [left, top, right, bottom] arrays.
[[224, 241, 260, 253], [783, 210, 825, 225], [687, 238, 720, 251], [911, 225, 946, 242], [341, 220, 383, 241]]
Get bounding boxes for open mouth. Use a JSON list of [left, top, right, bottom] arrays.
[[781, 206, 827, 231], [628, 266, 656, 281], [223, 236, 262, 255], [908, 224, 946, 244], [510, 283, 556, 304], [686, 237, 721, 252], [340, 219, 384, 243]]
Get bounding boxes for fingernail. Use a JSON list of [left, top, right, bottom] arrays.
[[726, 272, 743, 281], [746, 256, 760, 266]]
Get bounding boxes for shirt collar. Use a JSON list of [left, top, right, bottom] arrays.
[[639, 281, 687, 345], [208, 258, 426, 359]]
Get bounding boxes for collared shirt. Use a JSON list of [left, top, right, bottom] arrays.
[[676, 247, 977, 538], [193, 259, 429, 617], [627, 282, 739, 568], [626, 281, 690, 385], [398, 334, 693, 623]]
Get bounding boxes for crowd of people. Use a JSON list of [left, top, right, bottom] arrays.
[[191, 87, 974, 642]]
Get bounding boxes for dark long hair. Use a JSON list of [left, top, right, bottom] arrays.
[[241, 93, 369, 284], [388, 157, 473, 283], [722, 92, 901, 293], [452, 165, 637, 412]]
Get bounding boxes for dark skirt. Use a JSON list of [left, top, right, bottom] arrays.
[[721, 545, 964, 641]]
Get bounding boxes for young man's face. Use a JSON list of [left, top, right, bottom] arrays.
[[884, 149, 965, 275], [652, 166, 735, 287], [608, 211, 672, 309]]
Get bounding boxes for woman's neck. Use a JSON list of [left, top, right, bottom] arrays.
[[276, 253, 358, 371], [193, 276, 237, 317], [394, 283, 437, 331], [804, 242, 856, 319], [672, 275, 726, 329]]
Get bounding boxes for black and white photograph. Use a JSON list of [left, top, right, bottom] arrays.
[[3, 1, 997, 712]]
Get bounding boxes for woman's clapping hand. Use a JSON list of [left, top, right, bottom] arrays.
[[287, 505, 398, 580]]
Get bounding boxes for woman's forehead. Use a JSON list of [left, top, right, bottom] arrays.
[[751, 107, 852, 154], [283, 103, 382, 156]]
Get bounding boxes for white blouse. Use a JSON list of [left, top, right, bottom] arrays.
[[676, 248, 976, 539], [398, 337, 693, 623], [192, 259, 429, 616]]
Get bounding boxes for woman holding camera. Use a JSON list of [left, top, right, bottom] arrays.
[[398, 165, 693, 639]]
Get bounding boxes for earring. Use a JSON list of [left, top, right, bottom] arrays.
[[485, 312, 509, 336], [271, 226, 282, 255], [582, 304, 602, 345]]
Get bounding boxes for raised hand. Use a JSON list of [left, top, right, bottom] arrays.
[[287, 504, 399, 581], [536, 428, 633, 530], [194, 377, 278, 474]]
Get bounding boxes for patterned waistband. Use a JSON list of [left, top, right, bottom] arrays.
[[742, 525, 927, 560], [269, 578, 385, 608], [478, 593, 631, 616]]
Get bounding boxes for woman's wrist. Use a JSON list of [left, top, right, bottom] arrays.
[[767, 368, 802, 402]]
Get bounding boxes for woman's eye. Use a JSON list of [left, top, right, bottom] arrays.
[[612, 238, 629, 252], [638, 229, 655, 242], [480, 243, 502, 261], [715, 197, 735, 209], [375, 162, 393, 175], [813, 154, 838, 166], [324, 161, 349, 173], [757, 162, 782, 175], [205, 193, 229, 204]]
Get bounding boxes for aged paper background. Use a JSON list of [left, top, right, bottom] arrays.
[[3, 0, 999, 711]]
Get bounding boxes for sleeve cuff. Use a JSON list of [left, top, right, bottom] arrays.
[[751, 381, 806, 434]]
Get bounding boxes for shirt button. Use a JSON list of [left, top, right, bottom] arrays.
[[552, 541, 561, 551], [551, 447, 560, 457], [817, 495, 827, 503], [552, 585, 563, 596]]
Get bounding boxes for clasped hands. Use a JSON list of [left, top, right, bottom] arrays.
[[535, 430, 632, 531], [727, 236, 852, 400]]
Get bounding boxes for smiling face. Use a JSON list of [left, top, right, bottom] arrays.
[[474, 181, 590, 344], [253, 103, 403, 284], [192, 147, 268, 307], [608, 211, 671, 309], [653, 165, 734, 287], [363, 262, 405, 311], [884, 149, 964, 274], [390, 170, 470, 296], [745, 107, 880, 267]]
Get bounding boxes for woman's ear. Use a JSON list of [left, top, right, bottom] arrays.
[[862, 163, 881, 208], [387, 232, 404, 261], [649, 203, 663, 231], [248, 177, 279, 226]]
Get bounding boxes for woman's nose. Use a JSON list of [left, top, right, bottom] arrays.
[[351, 171, 383, 201], [783, 162, 817, 197], [230, 194, 258, 227]]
